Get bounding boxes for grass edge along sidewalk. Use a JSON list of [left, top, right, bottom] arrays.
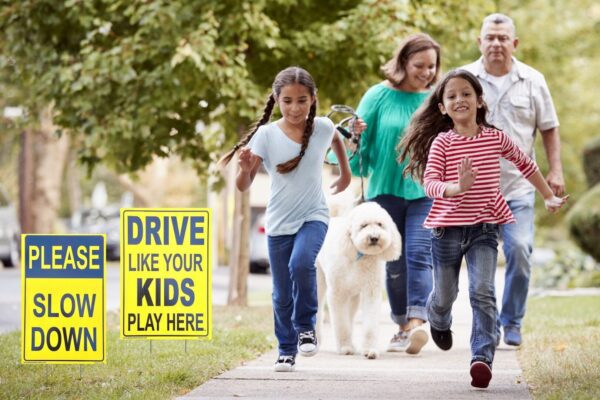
[[519, 295, 600, 399], [0, 305, 275, 400]]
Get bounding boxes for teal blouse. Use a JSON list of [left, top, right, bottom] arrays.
[[350, 83, 430, 200]]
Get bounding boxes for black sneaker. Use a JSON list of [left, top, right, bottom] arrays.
[[470, 361, 492, 388], [273, 355, 295, 372], [430, 326, 453, 351], [298, 330, 318, 357]]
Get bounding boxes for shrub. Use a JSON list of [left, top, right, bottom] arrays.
[[567, 183, 600, 262], [583, 137, 600, 187]]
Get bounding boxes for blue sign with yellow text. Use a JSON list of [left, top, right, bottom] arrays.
[[21, 235, 106, 364]]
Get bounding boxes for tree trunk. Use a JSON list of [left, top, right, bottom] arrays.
[[19, 106, 70, 234], [227, 169, 250, 306], [19, 130, 34, 234], [65, 148, 82, 216]]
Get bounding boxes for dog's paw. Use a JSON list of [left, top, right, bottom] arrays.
[[338, 345, 355, 355], [363, 348, 379, 359]]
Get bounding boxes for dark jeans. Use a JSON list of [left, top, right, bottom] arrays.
[[267, 221, 328, 356]]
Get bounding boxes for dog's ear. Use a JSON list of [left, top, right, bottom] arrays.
[[382, 219, 402, 262], [342, 218, 357, 257]]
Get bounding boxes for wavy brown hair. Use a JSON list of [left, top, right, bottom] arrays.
[[398, 69, 496, 181], [218, 66, 317, 174], [381, 33, 441, 87]]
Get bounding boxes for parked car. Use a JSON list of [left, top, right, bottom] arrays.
[[70, 205, 120, 261], [0, 186, 20, 268], [249, 212, 269, 273]]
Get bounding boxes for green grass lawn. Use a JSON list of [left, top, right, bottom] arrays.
[[0, 306, 274, 400], [519, 296, 600, 399]]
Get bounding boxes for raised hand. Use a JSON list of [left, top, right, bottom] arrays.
[[457, 157, 478, 194], [238, 147, 257, 172]]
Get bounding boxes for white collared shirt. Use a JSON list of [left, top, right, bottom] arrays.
[[461, 57, 559, 201]]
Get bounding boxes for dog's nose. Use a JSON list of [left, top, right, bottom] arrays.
[[369, 236, 379, 245]]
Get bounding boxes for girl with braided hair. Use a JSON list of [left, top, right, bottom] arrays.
[[219, 66, 364, 372]]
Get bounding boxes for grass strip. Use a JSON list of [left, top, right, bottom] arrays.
[[519, 296, 600, 399], [0, 305, 274, 400]]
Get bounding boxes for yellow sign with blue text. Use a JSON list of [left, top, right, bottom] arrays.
[[21, 235, 106, 364], [120, 209, 212, 339]]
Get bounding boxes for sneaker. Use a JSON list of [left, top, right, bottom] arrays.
[[387, 330, 410, 352], [298, 330, 318, 357], [273, 355, 295, 372], [470, 361, 492, 388], [430, 326, 453, 351], [503, 326, 522, 346], [406, 325, 429, 355]]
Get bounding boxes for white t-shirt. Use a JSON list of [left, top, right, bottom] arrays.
[[486, 73, 510, 91], [248, 117, 335, 236]]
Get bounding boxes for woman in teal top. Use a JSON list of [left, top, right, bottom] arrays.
[[352, 33, 441, 355]]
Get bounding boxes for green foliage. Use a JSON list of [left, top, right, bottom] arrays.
[[0, 0, 487, 179], [531, 245, 600, 289], [583, 136, 600, 188], [1, 0, 596, 206], [504, 0, 600, 205], [567, 183, 600, 262]]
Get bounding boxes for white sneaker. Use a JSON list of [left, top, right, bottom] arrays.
[[273, 355, 295, 372], [387, 330, 410, 352], [298, 330, 318, 357], [406, 325, 429, 355]]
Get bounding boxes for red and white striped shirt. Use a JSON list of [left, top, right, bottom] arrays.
[[423, 126, 538, 228]]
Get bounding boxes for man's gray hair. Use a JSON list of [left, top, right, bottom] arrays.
[[481, 13, 516, 37]]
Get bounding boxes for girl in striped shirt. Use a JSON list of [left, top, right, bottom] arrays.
[[398, 69, 567, 388]]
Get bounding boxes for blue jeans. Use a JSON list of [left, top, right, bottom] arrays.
[[372, 195, 433, 325], [499, 193, 535, 330], [427, 223, 499, 365], [267, 221, 328, 356]]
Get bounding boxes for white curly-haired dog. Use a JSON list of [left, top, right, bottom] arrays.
[[316, 201, 401, 359]]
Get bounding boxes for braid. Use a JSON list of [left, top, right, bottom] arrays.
[[217, 94, 275, 168], [276, 102, 316, 173]]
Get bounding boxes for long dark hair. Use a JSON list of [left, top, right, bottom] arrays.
[[381, 33, 441, 88], [398, 69, 496, 181], [218, 66, 317, 174]]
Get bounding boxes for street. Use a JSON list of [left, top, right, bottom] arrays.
[[0, 263, 272, 333]]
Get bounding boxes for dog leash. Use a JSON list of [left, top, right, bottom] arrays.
[[326, 104, 366, 204]]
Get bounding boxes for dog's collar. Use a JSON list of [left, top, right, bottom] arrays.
[[356, 251, 365, 261]]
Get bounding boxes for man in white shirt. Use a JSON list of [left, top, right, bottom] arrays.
[[462, 13, 565, 346]]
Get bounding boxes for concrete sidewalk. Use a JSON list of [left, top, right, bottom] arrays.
[[180, 268, 530, 399]]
